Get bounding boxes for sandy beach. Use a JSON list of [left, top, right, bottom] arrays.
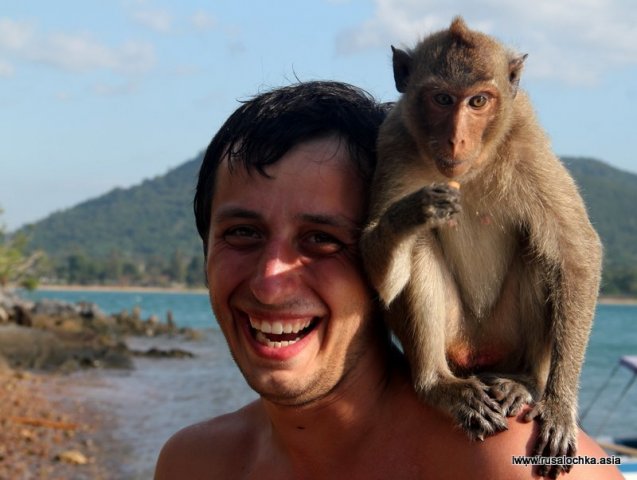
[[0, 368, 113, 479], [0, 288, 212, 479]]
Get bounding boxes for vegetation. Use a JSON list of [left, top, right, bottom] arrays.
[[16, 153, 205, 288], [563, 158, 637, 296], [7, 154, 637, 295], [0, 208, 44, 289]]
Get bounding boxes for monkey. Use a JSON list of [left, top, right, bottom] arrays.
[[360, 17, 602, 478]]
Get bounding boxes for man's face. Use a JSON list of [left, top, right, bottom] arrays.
[[207, 136, 375, 406]]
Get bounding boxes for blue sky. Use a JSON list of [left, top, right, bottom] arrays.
[[1, 0, 636, 231]]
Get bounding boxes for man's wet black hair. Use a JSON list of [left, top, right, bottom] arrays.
[[194, 80, 388, 257]]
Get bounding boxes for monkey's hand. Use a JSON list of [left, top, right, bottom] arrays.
[[479, 374, 536, 417], [430, 376, 508, 442], [524, 400, 578, 478], [387, 183, 461, 232]]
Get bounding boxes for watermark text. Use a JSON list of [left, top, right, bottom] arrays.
[[512, 455, 621, 466]]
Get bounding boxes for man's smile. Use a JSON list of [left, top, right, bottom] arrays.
[[249, 316, 321, 348]]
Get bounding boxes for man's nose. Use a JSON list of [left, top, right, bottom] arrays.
[[249, 239, 301, 305]]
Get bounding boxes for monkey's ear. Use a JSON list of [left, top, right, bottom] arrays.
[[392, 46, 412, 93], [508, 53, 528, 97]]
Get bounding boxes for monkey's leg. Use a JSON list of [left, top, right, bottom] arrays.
[[523, 323, 581, 479], [522, 235, 600, 478], [397, 241, 508, 441]]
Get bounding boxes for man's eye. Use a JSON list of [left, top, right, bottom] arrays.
[[224, 226, 262, 247], [301, 232, 344, 256]]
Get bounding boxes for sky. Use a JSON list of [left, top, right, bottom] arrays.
[[1, 0, 636, 231]]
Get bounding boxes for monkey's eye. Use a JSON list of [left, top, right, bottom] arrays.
[[469, 95, 488, 108], [433, 93, 454, 106]]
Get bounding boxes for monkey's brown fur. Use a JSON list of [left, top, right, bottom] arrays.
[[361, 17, 602, 478]]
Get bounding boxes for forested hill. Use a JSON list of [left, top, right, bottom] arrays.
[[16, 155, 637, 293], [22, 153, 204, 260], [19, 153, 205, 286], [562, 157, 637, 272]]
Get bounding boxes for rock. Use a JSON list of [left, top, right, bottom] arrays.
[[32, 299, 80, 317], [183, 328, 204, 341], [77, 301, 106, 319], [0, 324, 133, 371], [19, 429, 36, 442], [0, 289, 25, 310], [13, 305, 32, 326], [0, 306, 9, 324], [133, 347, 195, 359], [55, 449, 88, 465]]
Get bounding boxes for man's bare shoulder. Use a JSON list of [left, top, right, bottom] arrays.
[[154, 400, 263, 480], [461, 412, 624, 479]]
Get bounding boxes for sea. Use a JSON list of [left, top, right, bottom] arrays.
[[22, 289, 637, 479]]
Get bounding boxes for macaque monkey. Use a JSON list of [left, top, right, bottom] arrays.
[[361, 17, 602, 478]]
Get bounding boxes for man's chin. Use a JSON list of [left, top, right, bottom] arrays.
[[245, 371, 332, 407]]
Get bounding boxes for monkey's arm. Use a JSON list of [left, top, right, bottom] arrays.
[[361, 184, 460, 305], [519, 156, 602, 476]]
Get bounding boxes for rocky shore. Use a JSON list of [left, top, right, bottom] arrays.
[[0, 289, 200, 479]]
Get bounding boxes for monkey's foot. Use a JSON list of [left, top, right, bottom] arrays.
[[433, 376, 508, 442], [479, 374, 535, 417], [524, 400, 578, 478]]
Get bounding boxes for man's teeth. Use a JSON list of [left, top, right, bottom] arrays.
[[255, 331, 302, 348], [249, 319, 312, 335], [250, 318, 313, 348]]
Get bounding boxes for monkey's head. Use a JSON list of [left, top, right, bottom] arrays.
[[393, 16, 527, 180]]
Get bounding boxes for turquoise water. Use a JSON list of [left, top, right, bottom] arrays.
[[580, 304, 637, 438], [21, 289, 637, 471]]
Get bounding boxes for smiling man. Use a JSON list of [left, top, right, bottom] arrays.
[[207, 135, 376, 407], [154, 81, 621, 480]]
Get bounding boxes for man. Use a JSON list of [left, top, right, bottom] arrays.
[[155, 81, 621, 479]]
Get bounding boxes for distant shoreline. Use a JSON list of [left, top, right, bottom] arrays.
[[34, 284, 208, 295], [28, 285, 637, 305], [597, 296, 637, 305]]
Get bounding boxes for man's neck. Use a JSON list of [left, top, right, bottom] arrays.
[[258, 344, 400, 475]]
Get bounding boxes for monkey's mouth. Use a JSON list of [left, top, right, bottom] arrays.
[[249, 317, 320, 348], [436, 158, 469, 178]]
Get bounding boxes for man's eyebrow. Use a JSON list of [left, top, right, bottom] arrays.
[[212, 206, 261, 224], [298, 213, 358, 231], [212, 208, 359, 231]]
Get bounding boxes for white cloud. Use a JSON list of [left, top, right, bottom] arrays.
[[133, 9, 173, 33], [0, 17, 33, 50], [191, 11, 217, 31], [336, 0, 637, 85], [0, 17, 155, 75]]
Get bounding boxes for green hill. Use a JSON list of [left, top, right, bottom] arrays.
[[562, 157, 637, 268], [15, 154, 637, 294], [19, 153, 204, 286], [22, 154, 203, 260], [562, 157, 637, 295]]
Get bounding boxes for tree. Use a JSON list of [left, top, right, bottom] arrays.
[[186, 255, 204, 287], [0, 208, 44, 289], [167, 249, 187, 284]]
